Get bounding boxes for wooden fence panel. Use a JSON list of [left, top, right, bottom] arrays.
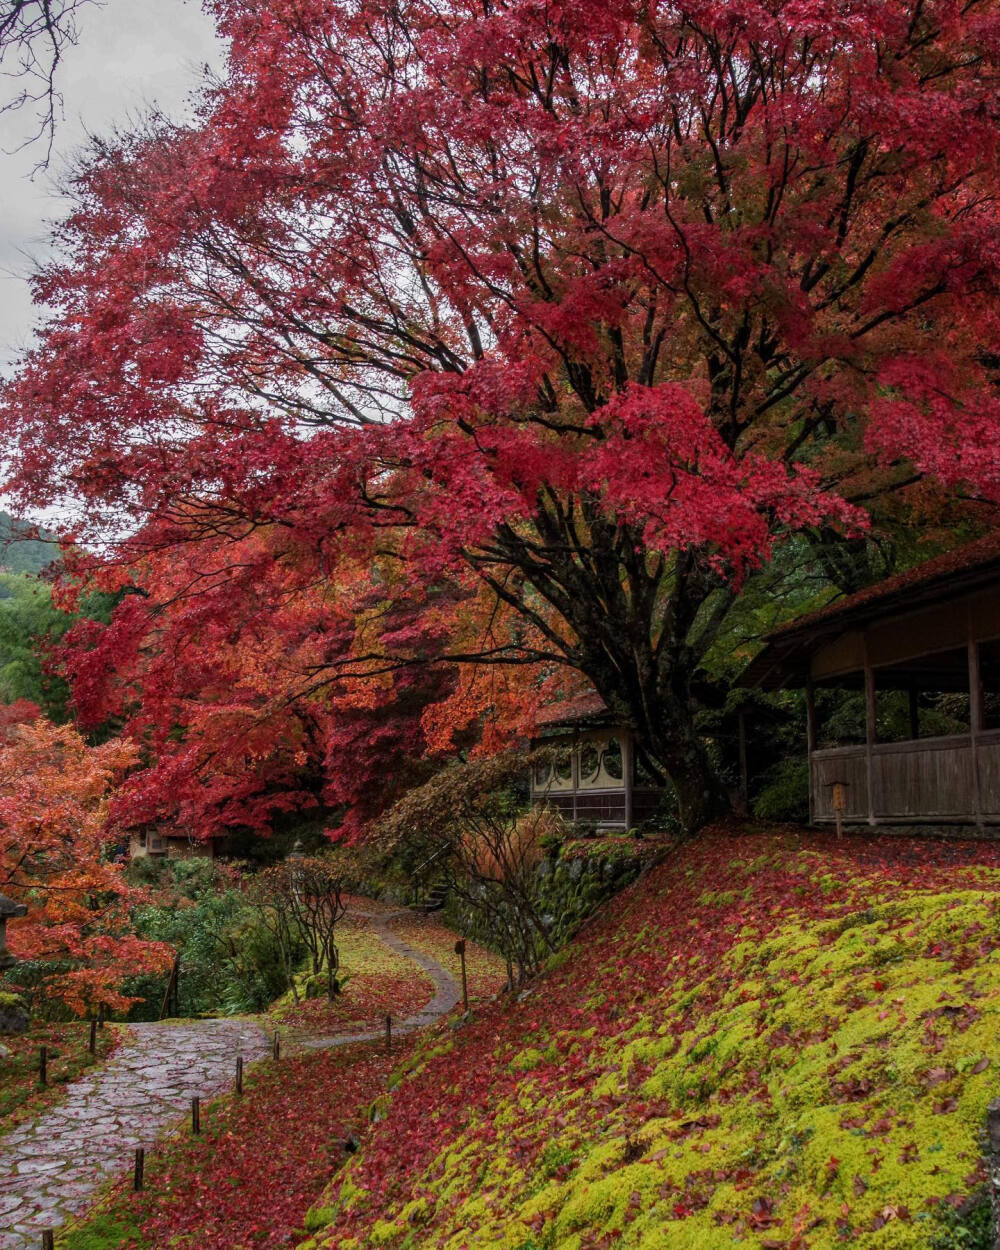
[[871, 737, 974, 819], [811, 748, 868, 820]]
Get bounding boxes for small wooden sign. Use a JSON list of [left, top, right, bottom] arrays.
[[454, 940, 466, 955], [831, 781, 847, 839]]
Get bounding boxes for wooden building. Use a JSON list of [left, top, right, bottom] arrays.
[[743, 536, 1000, 830], [129, 825, 218, 860], [530, 694, 663, 829]]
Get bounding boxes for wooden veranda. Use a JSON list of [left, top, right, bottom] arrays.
[[743, 536, 1000, 830]]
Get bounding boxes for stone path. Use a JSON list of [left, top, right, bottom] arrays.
[[0, 907, 459, 1248], [0, 1019, 270, 1249], [300, 909, 460, 1048]]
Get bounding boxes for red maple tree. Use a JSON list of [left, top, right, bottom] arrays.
[[0, 709, 171, 1014], [5, 0, 1000, 829], [58, 522, 554, 839]]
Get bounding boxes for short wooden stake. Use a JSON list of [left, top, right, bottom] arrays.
[[832, 781, 846, 840], [134, 1146, 145, 1191], [272, 1031, 280, 1061], [385, 1013, 392, 1054], [455, 939, 469, 1013], [39, 1046, 47, 1086], [42, 1232, 54, 1250], [191, 1096, 200, 1135], [235, 1055, 244, 1095], [89, 1018, 97, 1054]]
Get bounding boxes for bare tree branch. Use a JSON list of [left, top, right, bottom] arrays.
[[0, 0, 96, 168]]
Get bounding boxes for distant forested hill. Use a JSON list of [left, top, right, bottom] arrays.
[[0, 512, 60, 575]]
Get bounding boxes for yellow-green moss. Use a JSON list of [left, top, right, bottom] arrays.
[[307, 879, 1000, 1250]]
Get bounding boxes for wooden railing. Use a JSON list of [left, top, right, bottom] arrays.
[[811, 729, 1000, 824]]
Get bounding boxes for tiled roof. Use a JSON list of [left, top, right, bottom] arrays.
[[741, 530, 1000, 689], [771, 531, 1000, 639], [533, 692, 610, 729]]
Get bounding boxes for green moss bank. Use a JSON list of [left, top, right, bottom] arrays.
[[301, 832, 1000, 1250]]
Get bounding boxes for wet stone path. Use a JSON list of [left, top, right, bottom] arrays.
[[0, 1018, 270, 1249], [0, 907, 460, 1248]]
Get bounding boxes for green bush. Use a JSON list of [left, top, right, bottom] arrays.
[[124, 863, 303, 1019], [751, 756, 809, 822], [930, 1190, 993, 1249]]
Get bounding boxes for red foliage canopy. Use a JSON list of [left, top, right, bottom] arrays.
[[5, 0, 1000, 829], [0, 713, 171, 1013]]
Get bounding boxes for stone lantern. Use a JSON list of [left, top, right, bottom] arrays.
[[0, 893, 27, 972], [287, 838, 305, 901]]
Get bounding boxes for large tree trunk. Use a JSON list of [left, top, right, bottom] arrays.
[[648, 709, 728, 835], [572, 549, 732, 835]]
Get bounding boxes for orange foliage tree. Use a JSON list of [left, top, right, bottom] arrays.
[[0, 705, 172, 1015]]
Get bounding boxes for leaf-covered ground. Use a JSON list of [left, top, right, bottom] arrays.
[[302, 830, 1000, 1250], [386, 912, 509, 1005], [274, 913, 434, 1037], [58, 1039, 413, 1250], [57, 906, 507, 1249], [0, 1019, 120, 1130]]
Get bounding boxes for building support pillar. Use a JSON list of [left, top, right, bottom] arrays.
[[863, 647, 877, 826]]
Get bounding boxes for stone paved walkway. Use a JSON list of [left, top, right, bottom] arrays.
[[0, 906, 460, 1248], [0, 1019, 270, 1248]]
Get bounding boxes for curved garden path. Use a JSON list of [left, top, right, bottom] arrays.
[[300, 908, 460, 1048], [0, 905, 460, 1249]]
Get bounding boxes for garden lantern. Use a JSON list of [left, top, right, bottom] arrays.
[[0, 893, 27, 971], [287, 838, 305, 901]]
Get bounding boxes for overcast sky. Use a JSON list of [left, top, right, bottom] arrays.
[[0, 0, 226, 373]]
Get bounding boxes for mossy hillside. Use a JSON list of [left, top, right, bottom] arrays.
[[301, 831, 1000, 1250]]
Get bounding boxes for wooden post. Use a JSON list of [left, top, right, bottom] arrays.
[[969, 623, 984, 828], [864, 651, 877, 826], [571, 732, 579, 827], [235, 1055, 244, 1095], [159, 955, 179, 1021], [89, 1018, 97, 1055], [191, 1096, 200, 1134], [832, 782, 846, 840], [272, 1031, 280, 1061], [39, 1045, 47, 1086], [385, 1014, 392, 1054], [455, 939, 469, 1013], [805, 679, 816, 825], [42, 1232, 54, 1250], [134, 1146, 145, 1191]]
